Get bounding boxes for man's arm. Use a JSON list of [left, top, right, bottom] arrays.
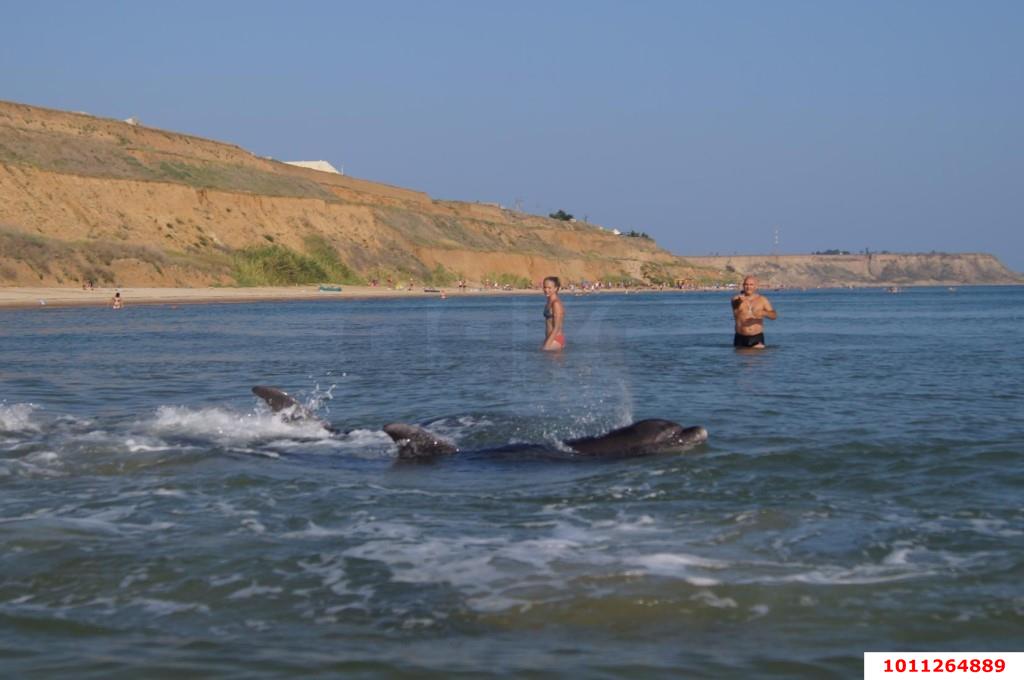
[[731, 296, 744, 319], [761, 298, 777, 320]]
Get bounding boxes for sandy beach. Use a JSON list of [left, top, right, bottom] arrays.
[[0, 284, 550, 309]]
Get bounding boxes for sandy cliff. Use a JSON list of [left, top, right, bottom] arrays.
[[0, 100, 712, 288]]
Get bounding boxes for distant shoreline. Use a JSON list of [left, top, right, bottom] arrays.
[[0, 285, 534, 310], [1, 282, 1018, 310], [0, 284, 679, 310]]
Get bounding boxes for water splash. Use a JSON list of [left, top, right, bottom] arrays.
[[149, 405, 334, 443], [0, 403, 41, 432]]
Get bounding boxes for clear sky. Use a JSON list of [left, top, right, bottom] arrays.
[[2, 1, 1022, 270]]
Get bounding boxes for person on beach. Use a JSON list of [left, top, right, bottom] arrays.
[[542, 276, 565, 351], [731, 275, 776, 348], [112, 291, 124, 310]]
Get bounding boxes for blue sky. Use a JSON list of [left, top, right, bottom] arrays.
[[2, 1, 1022, 270]]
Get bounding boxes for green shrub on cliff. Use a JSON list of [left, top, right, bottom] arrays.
[[640, 262, 674, 286], [600, 272, 641, 286], [232, 238, 363, 286], [0, 228, 170, 284], [484, 272, 532, 289], [303, 235, 364, 284], [232, 245, 325, 285], [423, 263, 460, 287]]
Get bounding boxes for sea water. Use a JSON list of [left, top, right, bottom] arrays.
[[1, 287, 1022, 678]]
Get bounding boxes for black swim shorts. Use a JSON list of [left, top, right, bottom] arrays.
[[733, 333, 765, 348]]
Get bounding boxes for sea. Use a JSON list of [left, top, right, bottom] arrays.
[[1, 286, 1022, 678]]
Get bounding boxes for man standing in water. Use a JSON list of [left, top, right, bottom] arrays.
[[731, 275, 777, 348]]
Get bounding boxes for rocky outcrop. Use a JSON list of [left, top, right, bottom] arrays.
[[683, 253, 1021, 287]]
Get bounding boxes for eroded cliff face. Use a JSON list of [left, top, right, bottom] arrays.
[[683, 253, 1021, 287], [0, 100, 708, 287]]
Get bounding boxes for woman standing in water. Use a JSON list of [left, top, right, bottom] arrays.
[[542, 276, 565, 351]]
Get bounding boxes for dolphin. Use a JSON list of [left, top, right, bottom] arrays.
[[251, 385, 342, 434], [383, 419, 708, 462]]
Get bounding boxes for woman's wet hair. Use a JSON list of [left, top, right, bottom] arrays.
[[543, 276, 561, 289]]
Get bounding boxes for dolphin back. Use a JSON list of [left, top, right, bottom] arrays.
[[383, 423, 458, 460], [565, 419, 704, 457]]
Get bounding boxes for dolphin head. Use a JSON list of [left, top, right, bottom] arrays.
[[565, 418, 708, 457], [635, 419, 709, 453], [383, 423, 459, 460]]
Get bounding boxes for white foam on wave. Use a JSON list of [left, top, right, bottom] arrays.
[[967, 518, 1024, 537], [25, 451, 60, 465], [749, 604, 771, 618], [764, 547, 948, 585], [331, 510, 730, 612], [124, 438, 178, 453], [1, 451, 65, 478], [0, 502, 176, 537], [2, 515, 125, 536], [882, 543, 915, 566], [332, 433, 401, 459], [691, 590, 738, 608], [153, 488, 187, 498], [227, 582, 284, 600], [341, 428, 394, 448], [135, 598, 211, 616], [149, 405, 334, 443], [297, 554, 376, 602], [630, 552, 729, 571], [420, 415, 495, 443], [282, 520, 352, 539], [0, 403, 41, 432], [271, 427, 395, 459], [625, 553, 727, 586]]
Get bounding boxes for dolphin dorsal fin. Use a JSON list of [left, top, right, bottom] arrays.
[[383, 423, 458, 460], [251, 385, 324, 424], [252, 385, 302, 413]]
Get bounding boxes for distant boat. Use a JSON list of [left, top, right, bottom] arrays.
[[318, 285, 342, 292], [423, 287, 441, 293]]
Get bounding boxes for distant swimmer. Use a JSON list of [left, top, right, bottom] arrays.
[[542, 276, 565, 351], [112, 291, 124, 310], [731, 275, 776, 348]]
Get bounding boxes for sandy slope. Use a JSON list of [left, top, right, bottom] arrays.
[[0, 99, 705, 288]]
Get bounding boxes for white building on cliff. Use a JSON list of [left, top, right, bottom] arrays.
[[284, 160, 343, 175]]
